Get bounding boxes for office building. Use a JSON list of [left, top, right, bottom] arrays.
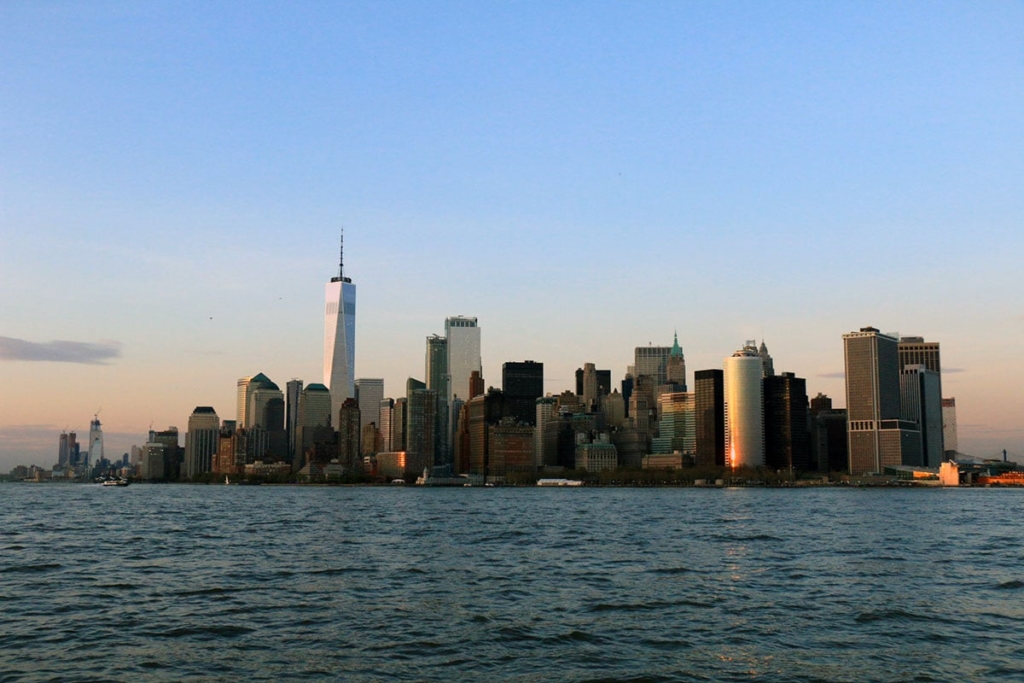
[[651, 391, 695, 455], [236, 376, 252, 428], [844, 327, 922, 473], [406, 385, 437, 474], [942, 398, 958, 459], [635, 343, 672, 386], [581, 363, 598, 407], [502, 361, 544, 425], [324, 232, 357, 419], [898, 337, 941, 374], [379, 398, 395, 452], [426, 335, 448, 396], [296, 383, 333, 468], [535, 397, 558, 468], [445, 316, 481, 404], [724, 343, 764, 468], [355, 378, 384, 436], [285, 379, 303, 463], [392, 397, 408, 452], [899, 336, 943, 405], [763, 372, 811, 471], [488, 419, 534, 478], [87, 415, 103, 469], [759, 341, 775, 378], [901, 365, 944, 466], [337, 398, 361, 470], [184, 406, 220, 478], [666, 332, 687, 390], [809, 393, 848, 473], [694, 369, 725, 467]]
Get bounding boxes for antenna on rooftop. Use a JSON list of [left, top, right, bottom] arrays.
[[338, 227, 345, 280]]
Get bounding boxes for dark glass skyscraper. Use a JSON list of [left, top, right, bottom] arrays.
[[501, 361, 543, 426], [763, 372, 811, 472], [694, 369, 725, 467]]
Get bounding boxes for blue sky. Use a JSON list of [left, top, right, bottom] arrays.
[[2, 1, 1022, 468]]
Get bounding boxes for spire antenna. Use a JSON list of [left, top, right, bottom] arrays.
[[338, 228, 345, 279]]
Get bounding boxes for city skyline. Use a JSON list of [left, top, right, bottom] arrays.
[[2, 3, 1022, 469]]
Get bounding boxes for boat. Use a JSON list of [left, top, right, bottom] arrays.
[[101, 478, 129, 487]]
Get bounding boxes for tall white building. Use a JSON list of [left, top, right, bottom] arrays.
[[445, 316, 481, 404], [724, 342, 764, 469], [325, 233, 356, 419]]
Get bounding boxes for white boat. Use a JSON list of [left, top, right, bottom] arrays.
[[101, 478, 129, 487]]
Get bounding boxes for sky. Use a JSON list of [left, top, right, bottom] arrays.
[[2, 1, 1022, 470]]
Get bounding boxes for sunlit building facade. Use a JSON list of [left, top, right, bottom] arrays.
[[724, 343, 764, 468]]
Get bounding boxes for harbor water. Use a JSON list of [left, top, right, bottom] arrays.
[[2, 484, 1023, 682]]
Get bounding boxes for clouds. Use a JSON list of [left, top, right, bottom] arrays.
[[0, 337, 122, 364]]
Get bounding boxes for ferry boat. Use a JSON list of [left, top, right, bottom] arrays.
[[101, 478, 130, 487]]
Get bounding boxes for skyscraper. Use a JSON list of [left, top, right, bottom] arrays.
[[184, 407, 220, 478], [296, 383, 333, 469], [694, 369, 725, 467], [763, 372, 811, 472], [406, 383, 437, 474], [236, 376, 252, 428], [900, 365, 944, 466], [502, 361, 544, 425], [426, 335, 448, 397], [355, 378, 384, 437], [635, 343, 672, 386], [899, 336, 942, 402], [941, 398, 958, 459], [325, 232, 356, 420], [445, 316, 481, 404], [844, 327, 922, 474], [337, 398, 361, 470], [379, 398, 395, 453], [88, 415, 104, 468], [651, 391, 695, 455], [724, 343, 764, 469], [666, 332, 687, 390], [286, 379, 303, 464]]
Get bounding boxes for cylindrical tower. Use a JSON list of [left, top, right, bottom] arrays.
[[724, 343, 764, 469]]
